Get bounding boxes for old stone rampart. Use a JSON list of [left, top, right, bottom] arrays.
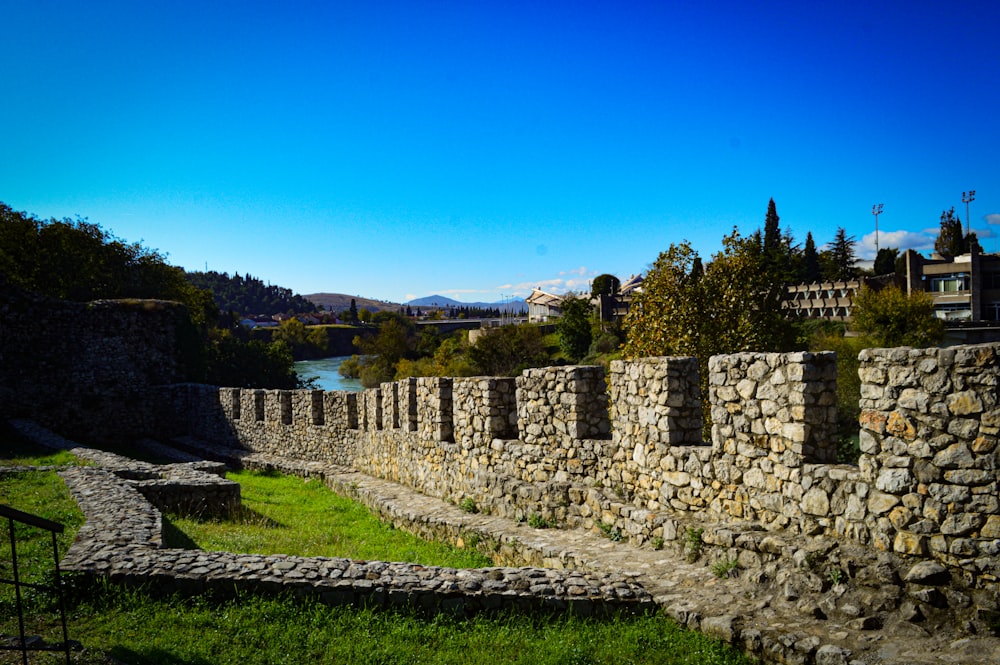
[[9, 420, 655, 618], [168, 346, 1000, 591], [0, 282, 186, 443]]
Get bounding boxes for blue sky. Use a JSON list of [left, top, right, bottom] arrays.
[[4, 1, 999, 304]]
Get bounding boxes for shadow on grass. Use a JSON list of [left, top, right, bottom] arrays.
[[162, 518, 201, 549], [110, 646, 214, 665]]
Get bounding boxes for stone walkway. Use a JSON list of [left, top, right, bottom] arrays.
[[8, 420, 1000, 665]]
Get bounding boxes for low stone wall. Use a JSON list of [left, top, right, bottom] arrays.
[[10, 419, 239, 517], [9, 422, 655, 618]]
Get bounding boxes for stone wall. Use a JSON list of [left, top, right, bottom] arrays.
[[0, 281, 186, 443], [169, 346, 1000, 590], [857, 346, 1000, 579]]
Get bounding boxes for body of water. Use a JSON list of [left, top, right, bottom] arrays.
[[294, 356, 363, 392]]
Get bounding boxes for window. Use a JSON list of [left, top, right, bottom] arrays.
[[929, 273, 970, 293], [984, 302, 1000, 321]]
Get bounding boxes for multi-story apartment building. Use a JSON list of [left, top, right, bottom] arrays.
[[903, 248, 1000, 322]]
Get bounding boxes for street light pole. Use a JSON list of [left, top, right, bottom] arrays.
[[872, 203, 884, 255], [962, 190, 976, 237]]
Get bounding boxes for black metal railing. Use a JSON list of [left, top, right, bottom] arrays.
[[0, 503, 71, 665]]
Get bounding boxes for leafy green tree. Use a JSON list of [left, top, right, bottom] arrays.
[[203, 329, 298, 389], [591, 274, 621, 298], [469, 325, 547, 376], [271, 318, 329, 360], [352, 312, 417, 387], [625, 232, 791, 436], [967, 232, 984, 254], [821, 227, 858, 282], [873, 247, 899, 276], [934, 207, 984, 258], [341, 299, 359, 324], [624, 231, 789, 362], [556, 294, 593, 362], [934, 208, 965, 259], [396, 335, 477, 379], [184, 270, 317, 316], [755, 199, 802, 285], [852, 285, 944, 348]]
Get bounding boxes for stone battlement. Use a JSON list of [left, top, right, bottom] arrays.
[[161, 345, 1000, 591]]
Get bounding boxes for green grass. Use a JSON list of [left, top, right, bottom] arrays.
[[166, 470, 493, 568], [0, 439, 758, 665], [0, 433, 81, 467]]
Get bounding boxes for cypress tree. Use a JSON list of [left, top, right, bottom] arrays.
[[802, 232, 821, 283]]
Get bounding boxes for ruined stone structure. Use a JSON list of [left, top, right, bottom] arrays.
[[155, 348, 999, 594], [4, 291, 1000, 663]]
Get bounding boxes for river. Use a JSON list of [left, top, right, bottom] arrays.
[[293, 356, 364, 392]]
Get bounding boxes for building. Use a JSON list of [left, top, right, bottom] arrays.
[[526, 288, 563, 323], [594, 274, 644, 324], [902, 248, 1000, 322], [783, 279, 869, 320]]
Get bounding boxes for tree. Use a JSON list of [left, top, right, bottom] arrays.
[[352, 312, 416, 387], [624, 230, 790, 361], [625, 232, 792, 435], [873, 247, 900, 276], [935, 208, 965, 259], [591, 274, 621, 298], [852, 284, 944, 348], [556, 294, 593, 362], [469, 325, 547, 376], [801, 232, 821, 283], [762, 198, 781, 256], [822, 227, 857, 282]]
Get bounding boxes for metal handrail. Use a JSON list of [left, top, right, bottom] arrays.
[[0, 503, 71, 665]]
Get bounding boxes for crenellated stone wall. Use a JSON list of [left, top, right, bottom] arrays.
[[164, 346, 1000, 590], [857, 345, 1000, 576]]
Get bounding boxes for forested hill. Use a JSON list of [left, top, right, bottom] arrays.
[[185, 271, 317, 316]]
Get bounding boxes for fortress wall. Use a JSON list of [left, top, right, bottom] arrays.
[[0, 283, 185, 443], [156, 345, 1000, 588], [857, 345, 1000, 580]]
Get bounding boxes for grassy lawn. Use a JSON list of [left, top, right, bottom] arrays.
[[165, 470, 494, 568], [0, 438, 758, 665]]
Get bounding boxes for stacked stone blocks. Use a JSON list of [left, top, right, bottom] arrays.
[[516, 366, 610, 444], [168, 344, 1000, 588], [858, 345, 1000, 582]]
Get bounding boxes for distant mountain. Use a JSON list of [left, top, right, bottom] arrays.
[[408, 294, 528, 313], [304, 293, 403, 313]]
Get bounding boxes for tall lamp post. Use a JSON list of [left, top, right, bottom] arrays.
[[872, 203, 884, 255], [962, 190, 976, 237]]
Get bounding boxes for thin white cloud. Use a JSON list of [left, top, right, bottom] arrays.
[[424, 268, 607, 303], [857, 229, 936, 259], [494, 267, 597, 297], [985, 213, 1000, 225]]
